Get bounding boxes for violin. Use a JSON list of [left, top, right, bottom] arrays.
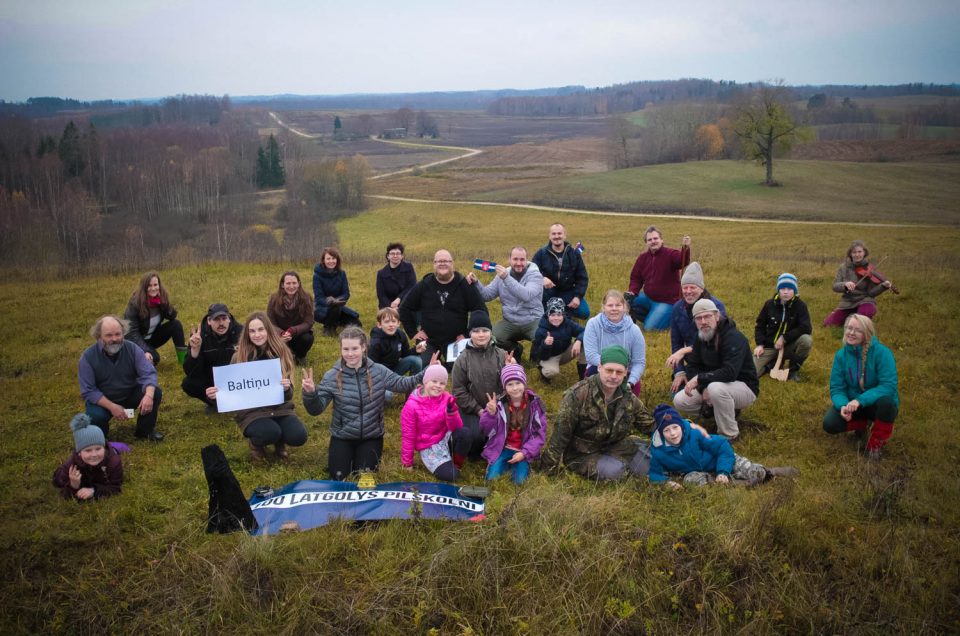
[[854, 262, 900, 295]]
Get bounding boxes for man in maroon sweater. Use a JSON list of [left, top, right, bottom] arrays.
[[625, 226, 691, 331]]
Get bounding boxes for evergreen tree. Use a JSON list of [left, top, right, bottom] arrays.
[[334, 116, 342, 132], [58, 121, 85, 177], [255, 146, 270, 188], [267, 134, 284, 187]]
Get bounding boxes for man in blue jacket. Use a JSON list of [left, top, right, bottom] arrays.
[[532, 223, 590, 320]]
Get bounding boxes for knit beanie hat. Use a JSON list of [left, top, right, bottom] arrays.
[[546, 296, 566, 316], [777, 272, 799, 295], [600, 345, 631, 368], [468, 311, 492, 332], [423, 364, 448, 386], [71, 413, 105, 451], [680, 262, 705, 289], [652, 404, 684, 440], [500, 363, 527, 387], [691, 298, 719, 317]]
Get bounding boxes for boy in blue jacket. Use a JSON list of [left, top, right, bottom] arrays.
[[531, 297, 586, 383], [649, 404, 798, 488]]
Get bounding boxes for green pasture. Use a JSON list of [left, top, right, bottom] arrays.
[[2, 200, 959, 633], [469, 159, 960, 225]]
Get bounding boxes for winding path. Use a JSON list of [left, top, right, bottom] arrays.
[[269, 112, 936, 228]]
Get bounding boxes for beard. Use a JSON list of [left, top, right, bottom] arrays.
[[103, 342, 123, 355], [697, 327, 716, 342]]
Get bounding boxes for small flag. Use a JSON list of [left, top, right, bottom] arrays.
[[574, 241, 585, 254], [473, 259, 497, 272]]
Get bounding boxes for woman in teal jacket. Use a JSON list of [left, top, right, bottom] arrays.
[[823, 314, 899, 459]]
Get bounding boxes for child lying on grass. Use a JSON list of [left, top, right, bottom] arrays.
[[53, 414, 123, 501], [649, 404, 797, 489]]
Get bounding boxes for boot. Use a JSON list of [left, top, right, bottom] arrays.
[[765, 466, 800, 480], [576, 363, 587, 380], [176, 346, 189, 365], [274, 442, 289, 460], [787, 362, 802, 382], [866, 421, 894, 460], [846, 419, 868, 444], [248, 440, 267, 462]]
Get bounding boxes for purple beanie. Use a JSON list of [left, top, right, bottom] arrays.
[[500, 363, 527, 387]]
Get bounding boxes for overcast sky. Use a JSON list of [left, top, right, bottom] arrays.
[[1, 0, 957, 101]]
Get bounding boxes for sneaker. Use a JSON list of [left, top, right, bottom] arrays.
[[537, 365, 551, 384], [788, 368, 802, 382], [249, 440, 267, 462], [136, 430, 165, 442], [274, 442, 289, 460]]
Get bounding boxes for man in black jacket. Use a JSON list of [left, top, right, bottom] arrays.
[[531, 223, 590, 319], [399, 249, 487, 367], [672, 299, 759, 441], [182, 303, 242, 411], [753, 273, 813, 381]]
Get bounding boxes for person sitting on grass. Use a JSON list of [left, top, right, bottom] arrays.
[[753, 273, 813, 381], [123, 270, 187, 365], [182, 303, 241, 412], [540, 345, 654, 481], [531, 297, 585, 383], [208, 312, 307, 462], [822, 314, 899, 460], [452, 312, 512, 459], [53, 414, 123, 501], [624, 227, 691, 331], [79, 315, 164, 442], [400, 365, 470, 482], [648, 404, 798, 489], [267, 270, 315, 366], [479, 364, 548, 485], [823, 240, 894, 327], [313, 246, 361, 336], [665, 262, 727, 393], [583, 289, 646, 395], [370, 307, 426, 403]]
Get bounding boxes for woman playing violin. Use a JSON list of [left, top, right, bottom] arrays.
[[823, 240, 895, 327]]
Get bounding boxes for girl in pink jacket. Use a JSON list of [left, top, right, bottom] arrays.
[[400, 365, 473, 482]]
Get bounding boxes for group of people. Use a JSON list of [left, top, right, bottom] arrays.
[[57, 226, 899, 502]]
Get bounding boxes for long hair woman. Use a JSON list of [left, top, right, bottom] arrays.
[[123, 271, 186, 365], [267, 270, 315, 365], [208, 312, 307, 461], [302, 326, 435, 480]]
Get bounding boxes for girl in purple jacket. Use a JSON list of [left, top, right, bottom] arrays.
[[479, 364, 548, 485], [400, 365, 472, 482], [52, 414, 123, 501]]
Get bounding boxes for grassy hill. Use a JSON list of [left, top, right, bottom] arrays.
[[468, 160, 960, 225], [2, 200, 959, 633]]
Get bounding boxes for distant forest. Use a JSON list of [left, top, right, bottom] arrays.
[[0, 95, 364, 273]]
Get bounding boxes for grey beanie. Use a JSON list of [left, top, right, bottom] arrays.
[[681, 262, 705, 289], [70, 413, 105, 451], [691, 298, 719, 317]]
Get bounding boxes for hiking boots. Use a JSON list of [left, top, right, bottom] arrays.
[[249, 440, 267, 462], [275, 442, 289, 460]]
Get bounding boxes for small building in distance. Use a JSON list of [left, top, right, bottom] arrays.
[[380, 128, 407, 139]]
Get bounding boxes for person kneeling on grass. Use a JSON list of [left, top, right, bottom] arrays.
[[649, 404, 798, 489], [53, 414, 123, 501], [531, 297, 585, 383], [400, 365, 471, 482], [479, 364, 547, 485]]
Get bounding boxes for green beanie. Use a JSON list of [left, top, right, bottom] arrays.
[[600, 345, 630, 368]]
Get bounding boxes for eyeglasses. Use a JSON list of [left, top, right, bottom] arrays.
[[845, 326, 864, 334], [388, 251, 403, 256]]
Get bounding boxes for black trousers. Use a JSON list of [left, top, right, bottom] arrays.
[[327, 436, 383, 480]]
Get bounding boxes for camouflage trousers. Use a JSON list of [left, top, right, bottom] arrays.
[[682, 454, 767, 486]]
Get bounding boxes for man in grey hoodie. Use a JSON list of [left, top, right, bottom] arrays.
[[468, 246, 543, 361]]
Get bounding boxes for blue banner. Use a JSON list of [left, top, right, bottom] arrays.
[[249, 480, 486, 535]]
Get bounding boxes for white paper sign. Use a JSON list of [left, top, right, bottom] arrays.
[[212, 358, 284, 413], [446, 339, 469, 363]]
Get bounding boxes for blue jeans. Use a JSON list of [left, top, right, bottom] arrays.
[[394, 355, 423, 376], [485, 448, 530, 485], [631, 293, 672, 331]]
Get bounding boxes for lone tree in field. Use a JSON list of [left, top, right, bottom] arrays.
[[734, 82, 798, 186]]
